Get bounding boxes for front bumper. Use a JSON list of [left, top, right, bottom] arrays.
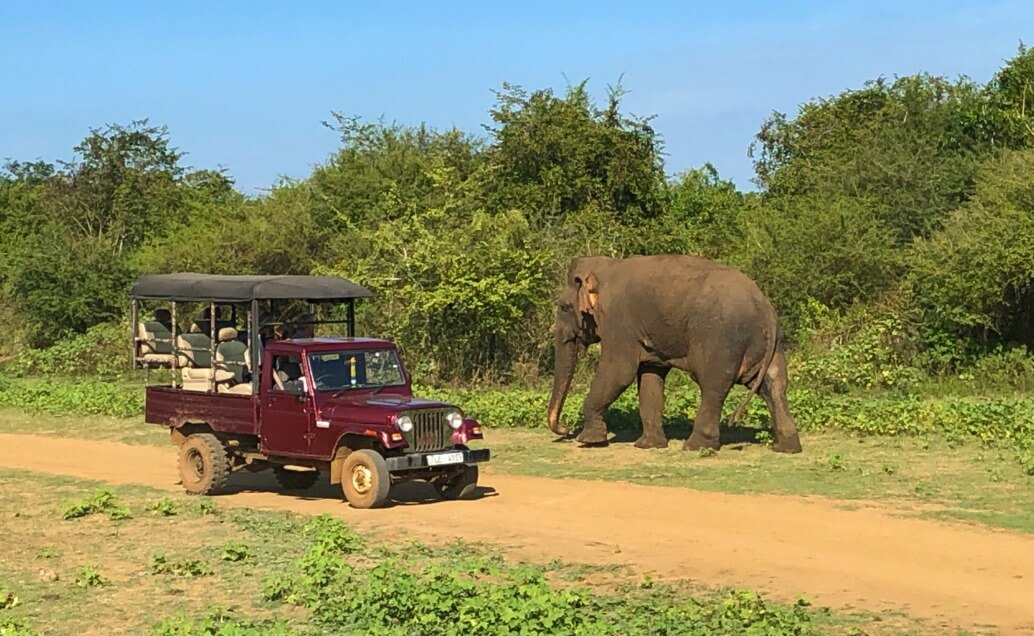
[[385, 448, 490, 472]]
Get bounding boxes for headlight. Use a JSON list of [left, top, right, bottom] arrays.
[[445, 411, 463, 430], [396, 415, 414, 433]]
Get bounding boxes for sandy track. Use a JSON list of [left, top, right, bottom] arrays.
[[0, 433, 1032, 633]]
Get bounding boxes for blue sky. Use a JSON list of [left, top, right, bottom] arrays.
[[2, 1, 1032, 192]]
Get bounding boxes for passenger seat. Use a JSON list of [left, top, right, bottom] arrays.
[[137, 321, 175, 368], [176, 333, 234, 392], [215, 327, 252, 395]]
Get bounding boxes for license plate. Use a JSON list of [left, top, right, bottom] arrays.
[[426, 451, 464, 467]]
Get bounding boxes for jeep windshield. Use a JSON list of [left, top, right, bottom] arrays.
[[308, 349, 406, 392]]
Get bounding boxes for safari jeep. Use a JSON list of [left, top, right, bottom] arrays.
[[130, 273, 490, 509]]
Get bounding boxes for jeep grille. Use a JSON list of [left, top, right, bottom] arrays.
[[403, 408, 451, 452]]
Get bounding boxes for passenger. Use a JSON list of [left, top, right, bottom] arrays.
[[154, 308, 174, 333], [273, 323, 289, 341], [292, 313, 316, 339]]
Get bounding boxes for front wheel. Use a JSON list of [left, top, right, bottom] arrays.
[[178, 433, 230, 495], [434, 465, 479, 500], [340, 450, 391, 509]]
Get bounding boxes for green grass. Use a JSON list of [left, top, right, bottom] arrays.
[[0, 469, 903, 635]]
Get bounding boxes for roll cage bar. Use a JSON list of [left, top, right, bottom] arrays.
[[129, 274, 374, 393]]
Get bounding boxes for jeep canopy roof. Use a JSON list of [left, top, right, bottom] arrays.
[[130, 274, 373, 303]]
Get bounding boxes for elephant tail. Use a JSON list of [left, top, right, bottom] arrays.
[[728, 314, 778, 426]]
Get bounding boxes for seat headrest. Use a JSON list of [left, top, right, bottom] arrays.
[[218, 327, 238, 342], [154, 309, 171, 324]]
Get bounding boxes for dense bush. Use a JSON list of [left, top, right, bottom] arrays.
[[8, 323, 127, 377], [0, 378, 143, 418]]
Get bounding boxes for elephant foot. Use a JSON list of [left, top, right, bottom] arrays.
[[576, 425, 609, 446], [634, 434, 669, 449], [772, 434, 803, 454], [683, 433, 720, 452]]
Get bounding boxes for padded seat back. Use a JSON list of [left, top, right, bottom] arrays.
[[215, 327, 249, 384], [176, 333, 213, 368]]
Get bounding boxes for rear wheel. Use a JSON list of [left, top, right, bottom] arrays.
[[434, 465, 479, 500], [340, 450, 391, 509], [178, 434, 230, 495], [274, 467, 319, 491]]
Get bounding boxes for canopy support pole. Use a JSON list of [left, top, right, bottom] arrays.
[[130, 299, 139, 370], [250, 299, 260, 394]]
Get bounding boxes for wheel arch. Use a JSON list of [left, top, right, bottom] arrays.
[[329, 433, 382, 485]]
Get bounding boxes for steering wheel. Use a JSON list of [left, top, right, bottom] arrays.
[[314, 372, 339, 390]]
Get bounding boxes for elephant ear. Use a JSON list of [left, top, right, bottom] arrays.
[[575, 272, 599, 317]]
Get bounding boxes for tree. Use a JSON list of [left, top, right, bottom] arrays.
[[481, 82, 665, 227], [750, 74, 995, 241], [908, 149, 1034, 344]]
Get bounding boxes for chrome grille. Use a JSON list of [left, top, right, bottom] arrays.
[[403, 408, 451, 452]]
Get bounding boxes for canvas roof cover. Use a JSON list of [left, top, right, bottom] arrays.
[[130, 274, 373, 302]]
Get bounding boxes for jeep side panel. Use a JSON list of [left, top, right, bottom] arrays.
[[145, 386, 258, 436]]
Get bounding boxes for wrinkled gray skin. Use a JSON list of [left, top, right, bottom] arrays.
[[547, 255, 802, 453]]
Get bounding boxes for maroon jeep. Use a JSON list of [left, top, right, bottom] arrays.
[[130, 273, 489, 509]]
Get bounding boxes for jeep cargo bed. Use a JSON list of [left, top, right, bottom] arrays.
[[145, 386, 258, 435]]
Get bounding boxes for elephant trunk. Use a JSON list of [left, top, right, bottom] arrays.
[[547, 339, 579, 436]]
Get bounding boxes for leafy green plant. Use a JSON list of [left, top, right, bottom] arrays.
[[195, 498, 217, 516], [60, 489, 131, 521], [151, 609, 295, 636], [0, 615, 37, 636], [219, 543, 252, 563], [73, 565, 107, 588], [148, 554, 212, 578], [146, 497, 180, 517], [826, 454, 847, 472], [0, 587, 19, 610]]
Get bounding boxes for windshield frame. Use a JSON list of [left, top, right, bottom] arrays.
[[307, 348, 407, 392]]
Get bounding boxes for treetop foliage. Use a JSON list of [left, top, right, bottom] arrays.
[[4, 46, 1034, 379]]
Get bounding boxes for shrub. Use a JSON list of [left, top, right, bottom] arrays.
[[148, 554, 213, 578], [73, 566, 108, 588], [0, 378, 143, 418], [792, 316, 923, 394], [60, 489, 131, 521], [219, 543, 252, 563], [146, 497, 180, 517], [7, 323, 127, 377]]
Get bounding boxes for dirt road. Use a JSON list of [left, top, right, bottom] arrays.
[[1, 433, 1032, 633]]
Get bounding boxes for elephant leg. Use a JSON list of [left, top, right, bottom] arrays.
[[634, 365, 669, 449], [760, 351, 803, 454], [577, 350, 636, 446], [684, 380, 732, 451]]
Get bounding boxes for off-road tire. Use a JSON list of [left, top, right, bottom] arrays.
[[340, 449, 391, 509], [274, 467, 320, 491], [178, 433, 230, 495], [435, 464, 479, 500]]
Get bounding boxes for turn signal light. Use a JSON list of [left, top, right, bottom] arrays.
[[390, 433, 403, 442], [472, 426, 482, 435]]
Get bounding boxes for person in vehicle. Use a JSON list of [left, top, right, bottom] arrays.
[[154, 308, 175, 333], [292, 313, 316, 339]]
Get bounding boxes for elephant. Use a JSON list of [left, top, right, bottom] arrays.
[[546, 254, 802, 453]]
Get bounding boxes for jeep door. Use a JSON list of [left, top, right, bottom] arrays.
[[260, 353, 314, 456]]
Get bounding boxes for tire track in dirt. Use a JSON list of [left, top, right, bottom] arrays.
[[1, 433, 1032, 633]]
